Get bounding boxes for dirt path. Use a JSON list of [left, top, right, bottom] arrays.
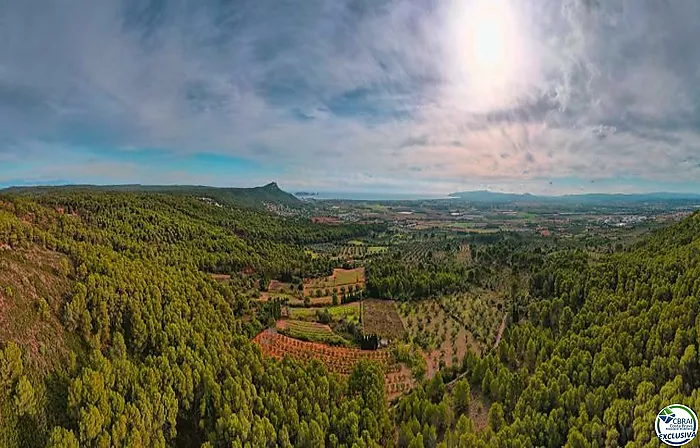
[[493, 313, 507, 349]]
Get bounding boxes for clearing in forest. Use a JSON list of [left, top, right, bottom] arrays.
[[362, 299, 405, 341]]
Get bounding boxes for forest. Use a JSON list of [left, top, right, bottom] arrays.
[[0, 187, 698, 447]]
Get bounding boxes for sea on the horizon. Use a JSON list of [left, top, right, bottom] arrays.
[[299, 191, 455, 201]]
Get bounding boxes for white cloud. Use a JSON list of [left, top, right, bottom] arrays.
[[1, 0, 700, 193]]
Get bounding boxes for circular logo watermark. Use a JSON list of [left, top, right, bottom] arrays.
[[656, 404, 697, 446]]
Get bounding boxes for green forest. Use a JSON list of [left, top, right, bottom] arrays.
[[0, 188, 698, 447]]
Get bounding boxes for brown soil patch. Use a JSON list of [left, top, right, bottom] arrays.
[[362, 299, 405, 340]]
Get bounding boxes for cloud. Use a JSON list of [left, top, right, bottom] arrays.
[[1, 0, 700, 193]]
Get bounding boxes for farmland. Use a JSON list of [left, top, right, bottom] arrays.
[[276, 319, 348, 346], [398, 300, 476, 375], [439, 290, 503, 347], [302, 267, 365, 302], [338, 244, 387, 259], [361, 299, 406, 341], [253, 329, 412, 398], [289, 302, 360, 323]]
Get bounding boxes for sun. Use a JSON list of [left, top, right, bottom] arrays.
[[444, 0, 530, 111]]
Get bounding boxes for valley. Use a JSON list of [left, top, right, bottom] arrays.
[[0, 184, 698, 447]]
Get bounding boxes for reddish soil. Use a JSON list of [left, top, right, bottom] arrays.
[[253, 330, 413, 397], [311, 217, 341, 224], [494, 313, 507, 349]]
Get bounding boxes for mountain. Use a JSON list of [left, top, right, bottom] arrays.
[[1, 181, 301, 209], [448, 190, 700, 205]]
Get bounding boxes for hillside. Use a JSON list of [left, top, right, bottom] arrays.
[[2, 181, 301, 209], [449, 189, 700, 206], [0, 188, 697, 446]]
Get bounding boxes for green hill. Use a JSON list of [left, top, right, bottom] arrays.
[[2, 181, 301, 209], [0, 187, 698, 447]]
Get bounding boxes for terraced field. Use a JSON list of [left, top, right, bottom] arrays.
[[253, 330, 412, 399], [276, 319, 347, 345]]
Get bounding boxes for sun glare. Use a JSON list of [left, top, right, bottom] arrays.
[[444, 0, 531, 111], [471, 5, 507, 72]]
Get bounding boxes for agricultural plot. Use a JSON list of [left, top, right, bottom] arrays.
[[398, 300, 477, 376], [362, 299, 406, 340], [253, 330, 412, 397], [339, 245, 366, 259], [339, 245, 387, 260], [439, 290, 503, 348], [399, 241, 463, 264], [302, 267, 365, 299], [255, 330, 391, 374], [334, 267, 364, 285], [268, 280, 300, 295], [286, 296, 334, 307], [290, 302, 360, 323], [256, 279, 303, 302], [276, 319, 348, 345]]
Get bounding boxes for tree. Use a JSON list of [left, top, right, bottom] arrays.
[[13, 376, 35, 416], [426, 372, 445, 404], [488, 403, 504, 433], [453, 379, 471, 415], [47, 427, 80, 448], [408, 433, 425, 448]]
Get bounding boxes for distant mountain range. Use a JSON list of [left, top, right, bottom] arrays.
[[1, 182, 301, 209], [448, 190, 700, 204]]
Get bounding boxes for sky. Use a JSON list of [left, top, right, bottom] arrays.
[[1, 0, 700, 195]]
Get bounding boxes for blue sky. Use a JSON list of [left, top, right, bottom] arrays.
[[1, 0, 700, 194]]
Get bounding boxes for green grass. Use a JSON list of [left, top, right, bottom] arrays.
[[367, 246, 387, 254], [290, 302, 360, 323], [347, 240, 365, 246]]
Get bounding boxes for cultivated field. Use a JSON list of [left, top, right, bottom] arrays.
[[362, 299, 406, 340], [398, 300, 476, 377], [338, 245, 387, 259], [456, 244, 472, 263], [253, 330, 412, 398], [289, 302, 360, 323], [302, 267, 365, 300], [276, 319, 347, 345], [439, 290, 503, 347]]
